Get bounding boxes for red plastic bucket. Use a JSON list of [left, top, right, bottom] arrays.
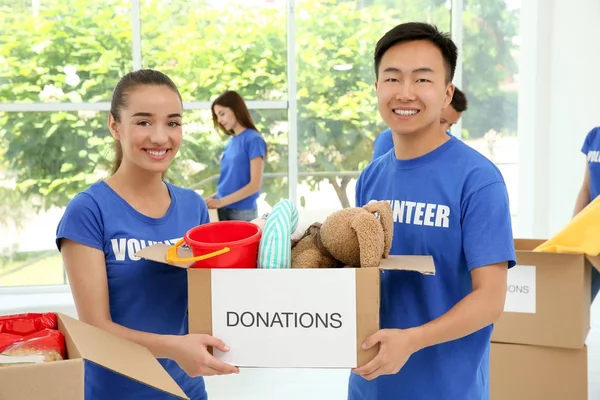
[[183, 221, 262, 269]]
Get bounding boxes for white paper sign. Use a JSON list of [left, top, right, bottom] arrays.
[[211, 269, 358, 368], [504, 265, 536, 314]]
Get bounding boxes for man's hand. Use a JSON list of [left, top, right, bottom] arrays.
[[352, 328, 420, 381]]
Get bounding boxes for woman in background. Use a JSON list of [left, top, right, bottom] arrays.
[[207, 90, 266, 222]]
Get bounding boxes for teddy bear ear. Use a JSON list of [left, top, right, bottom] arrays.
[[350, 213, 384, 268], [362, 201, 393, 257]]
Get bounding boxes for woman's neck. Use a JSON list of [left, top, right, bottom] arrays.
[[107, 162, 166, 198], [232, 124, 247, 136]]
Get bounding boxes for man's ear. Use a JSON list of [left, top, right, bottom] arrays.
[[108, 113, 120, 140], [443, 83, 455, 109]]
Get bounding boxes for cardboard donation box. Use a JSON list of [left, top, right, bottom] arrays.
[[492, 238, 597, 349], [489, 238, 598, 400], [137, 244, 435, 368], [0, 313, 188, 400], [490, 342, 587, 400]]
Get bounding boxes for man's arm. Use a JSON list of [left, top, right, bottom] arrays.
[[353, 180, 514, 380], [409, 262, 507, 349]]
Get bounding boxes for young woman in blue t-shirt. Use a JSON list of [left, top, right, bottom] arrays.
[[56, 69, 238, 400], [206, 91, 267, 222]]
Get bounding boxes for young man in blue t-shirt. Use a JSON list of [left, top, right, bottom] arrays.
[[348, 22, 516, 400], [372, 87, 468, 160]]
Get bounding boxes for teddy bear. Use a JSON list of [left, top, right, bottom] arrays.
[[290, 222, 343, 269], [291, 201, 393, 269]]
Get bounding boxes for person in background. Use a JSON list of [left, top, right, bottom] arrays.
[[573, 125, 600, 302], [371, 86, 468, 160], [207, 90, 267, 222], [56, 69, 238, 400], [349, 22, 515, 400]]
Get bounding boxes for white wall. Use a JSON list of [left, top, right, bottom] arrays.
[[518, 0, 600, 239]]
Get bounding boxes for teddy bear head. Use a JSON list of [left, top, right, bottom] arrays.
[[318, 201, 393, 268]]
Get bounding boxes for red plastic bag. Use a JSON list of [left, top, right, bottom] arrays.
[[0, 332, 23, 353], [1, 328, 65, 363], [0, 313, 57, 335]]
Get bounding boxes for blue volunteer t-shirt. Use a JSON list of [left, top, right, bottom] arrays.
[[348, 135, 516, 400], [372, 129, 393, 161], [217, 128, 266, 210], [56, 181, 210, 400], [582, 126, 600, 202]]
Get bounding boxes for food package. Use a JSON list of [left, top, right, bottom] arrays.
[[0, 313, 65, 366]]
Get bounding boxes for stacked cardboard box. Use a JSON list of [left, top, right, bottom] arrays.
[[490, 239, 600, 400]]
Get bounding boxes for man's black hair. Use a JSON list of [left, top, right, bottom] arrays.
[[374, 22, 458, 84]]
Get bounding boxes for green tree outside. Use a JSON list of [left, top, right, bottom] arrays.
[[0, 0, 519, 217]]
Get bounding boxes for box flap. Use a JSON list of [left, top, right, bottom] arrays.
[[514, 238, 547, 251], [136, 243, 192, 268], [139, 245, 436, 274], [57, 314, 188, 399], [515, 238, 600, 271], [378, 255, 435, 274]]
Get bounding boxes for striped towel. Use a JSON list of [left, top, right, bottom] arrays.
[[258, 199, 299, 269]]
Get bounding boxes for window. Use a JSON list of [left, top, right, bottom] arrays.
[[0, 0, 132, 104], [0, 0, 523, 288], [295, 0, 451, 212], [140, 0, 287, 101], [0, 110, 111, 287], [461, 0, 521, 231]]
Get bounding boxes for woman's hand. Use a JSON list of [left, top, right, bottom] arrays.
[[167, 334, 239, 377], [206, 197, 223, 209]]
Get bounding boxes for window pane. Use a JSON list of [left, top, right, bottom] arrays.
[[461, 0, 520, 230], [0, 0, 132, 104], [0, 110, 112, 287], [0, 106, 289, 287], [296, 0, 451, 214], [181, 109, 289, 215], [140, 0, 287, 101]]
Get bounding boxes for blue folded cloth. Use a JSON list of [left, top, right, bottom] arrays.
[[258, 199, 298, 269]]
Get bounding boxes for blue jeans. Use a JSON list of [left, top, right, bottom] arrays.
[[592, 266, 600, 303], [217, 207, 257, 222]]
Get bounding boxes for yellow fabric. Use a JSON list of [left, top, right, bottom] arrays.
[[533, 195, 600, 255]]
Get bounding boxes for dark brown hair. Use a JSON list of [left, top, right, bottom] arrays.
[[109, 69, 182, 174], [450, 86, 468, 112], [374, 22, 458, 84], [211, 90, 258, 136]]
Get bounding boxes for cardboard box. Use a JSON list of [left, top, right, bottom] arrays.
[[0, 313, 188, 400], [137, 244, 435, 368], [492, 238, 597, 349], [490, 342, 587, 400]]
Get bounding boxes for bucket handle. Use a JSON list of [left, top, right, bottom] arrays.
[[166, 239, 230, 264]]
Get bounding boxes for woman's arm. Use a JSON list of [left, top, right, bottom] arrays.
[[211, 157, 263, 208], [573, 160, 591, 217], [61, 239, 238, 376]]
